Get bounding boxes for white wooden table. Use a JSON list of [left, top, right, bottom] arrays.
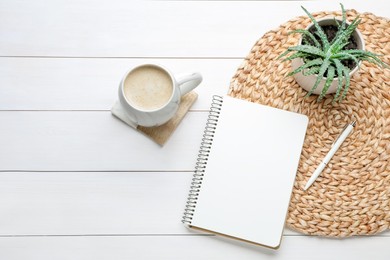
[[1, 0, 389, 259]]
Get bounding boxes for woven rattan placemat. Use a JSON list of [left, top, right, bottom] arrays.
[[228, 9, 390, 237]]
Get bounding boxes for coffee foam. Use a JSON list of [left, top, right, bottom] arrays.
[[124, 66, 173, 111]]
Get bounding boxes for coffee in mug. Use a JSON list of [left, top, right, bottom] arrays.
[[123, 66, 173, 111], [118, 64, 202, 127]]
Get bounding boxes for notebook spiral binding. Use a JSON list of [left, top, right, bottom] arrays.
[[182, 95, 224, 225]]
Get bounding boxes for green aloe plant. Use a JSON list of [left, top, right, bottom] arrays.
[[279, 3, 389, 102]]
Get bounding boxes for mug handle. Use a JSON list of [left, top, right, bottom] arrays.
[[176, 72, 202, 96]]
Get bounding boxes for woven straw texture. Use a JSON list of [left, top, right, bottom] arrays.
[[228, 10, 390, 237]]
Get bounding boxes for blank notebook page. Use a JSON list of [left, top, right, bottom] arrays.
[[189, 96, 308, 249]]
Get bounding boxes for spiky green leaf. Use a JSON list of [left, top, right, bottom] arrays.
[[332, 41, 350, 53], [333, 59, 345, 102], [282, 52, 310, 61], [340, 67, 351, 101], [359, 56, 390, 68], [344, 50, 390, 68], [301, 6, 330, 50], [302, 66, 320, 76], [306, 58, 331, 97], [289, 29, 321, 48], [287, 58, 323, 76], [332, 52, 360, 66], [344, 49, 380, 56], [332, 3, 348, 44], [318, 65, 335, 101], [331, 16, 361, 50], [287, 45, 325, 57]]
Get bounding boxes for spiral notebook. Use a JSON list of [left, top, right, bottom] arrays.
[[182, 95, 308, 249]]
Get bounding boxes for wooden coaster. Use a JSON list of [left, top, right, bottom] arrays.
[[112, 92, 198, 146], [137, 92, 198, 145], [228, 10, 390, 237]]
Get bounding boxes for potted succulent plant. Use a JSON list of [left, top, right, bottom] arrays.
[[279, 3, 389, 102]]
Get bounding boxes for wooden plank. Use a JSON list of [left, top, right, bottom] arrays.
[[0, 171, 388, 237], [0, 170, 298, 236], [0, 171, 191, 235], [0, 57, 237, 110], [0, 111, 207, 171], [0, 1, 388, 57], [0, 236, 389, 260]]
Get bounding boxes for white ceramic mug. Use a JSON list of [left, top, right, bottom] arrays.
[[118, 64, 202, 127]]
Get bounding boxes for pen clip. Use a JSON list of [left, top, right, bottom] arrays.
[[331, 121, 356, 147]]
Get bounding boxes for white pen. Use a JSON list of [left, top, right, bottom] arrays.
[[304, 121, 356, 191]]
